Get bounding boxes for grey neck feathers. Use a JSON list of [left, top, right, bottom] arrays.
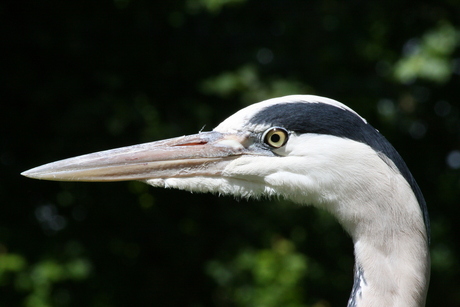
[[348, 265, 367, 307]]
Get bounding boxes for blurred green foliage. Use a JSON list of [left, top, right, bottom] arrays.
[[0, 250, 90, 307], [394, 21, 459, 84], [201, 65, 311, 104], [2, 0, 460, 306], [187, 0, 246, 13], [207, 238, 308, 307]]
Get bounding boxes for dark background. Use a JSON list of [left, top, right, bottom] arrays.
[[2, 0, 460, 306]]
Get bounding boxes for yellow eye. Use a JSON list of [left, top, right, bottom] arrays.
[[263, 128, 289, 148]]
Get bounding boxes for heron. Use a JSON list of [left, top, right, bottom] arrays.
[[22, 95, 430, 307]]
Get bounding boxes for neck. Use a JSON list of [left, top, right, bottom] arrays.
[[348, 227, 429, 307], [339, 186, 430, 307]]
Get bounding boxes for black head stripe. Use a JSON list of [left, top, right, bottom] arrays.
[[250, 102, 430, 240]]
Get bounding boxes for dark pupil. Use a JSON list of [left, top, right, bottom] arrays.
[[270, 134, 280, 143]]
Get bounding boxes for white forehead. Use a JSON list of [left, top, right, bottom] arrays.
[[214, 95, 365, 133]]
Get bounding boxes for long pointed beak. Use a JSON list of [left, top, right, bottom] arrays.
[[21, 131, 255, 182]]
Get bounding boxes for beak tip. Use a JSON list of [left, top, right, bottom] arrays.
[[21, 169, 39, 179], [21, 165, 52, 180]]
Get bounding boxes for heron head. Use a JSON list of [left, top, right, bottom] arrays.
[[21, 96, 359, 199], [21, 94, 425, 217]]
